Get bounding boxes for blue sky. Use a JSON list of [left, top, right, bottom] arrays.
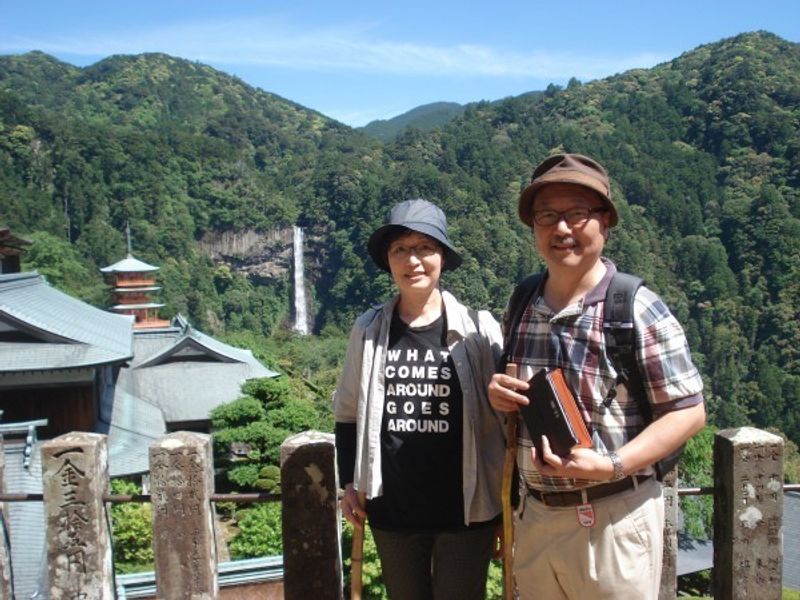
[[2, 1, 799, 126]]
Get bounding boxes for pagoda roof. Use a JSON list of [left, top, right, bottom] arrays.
[[113, 286, 161, 293], [0, 272, 134, 372], [111, 302, 166, 310], [100, 254, 159, 273]]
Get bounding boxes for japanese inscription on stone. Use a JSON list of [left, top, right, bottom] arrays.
[[716, 427, 783, 599], [150, 433, 217, 599], [42, 433, 113, 600]]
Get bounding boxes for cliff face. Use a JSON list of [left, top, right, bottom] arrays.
[[199, 228, 293, 282], [198, 227, 317, 332]]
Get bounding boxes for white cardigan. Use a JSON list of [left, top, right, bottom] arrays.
[[333, 290, 506, 525]]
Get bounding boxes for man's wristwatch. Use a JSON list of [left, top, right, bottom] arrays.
[[608, 451, 626, 481]]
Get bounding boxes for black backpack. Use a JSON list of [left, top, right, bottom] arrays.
[[500, 271, 682, 481]]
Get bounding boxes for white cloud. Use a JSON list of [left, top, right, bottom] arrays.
[[0, 18, 668, 81]]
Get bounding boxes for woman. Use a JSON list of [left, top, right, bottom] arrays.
[[334, 198, 505, 600]]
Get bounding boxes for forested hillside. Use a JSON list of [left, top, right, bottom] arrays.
[[1, 32, 798, 443], [360, 101, 465, 141]]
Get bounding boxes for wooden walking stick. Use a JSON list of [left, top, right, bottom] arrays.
[[350, 491, 366, 600], [502, 363, 519, 600]]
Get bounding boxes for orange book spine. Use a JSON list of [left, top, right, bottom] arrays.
[[549, 369, 592, 449]]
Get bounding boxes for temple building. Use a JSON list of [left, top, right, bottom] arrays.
[[0, 234, 278, 597], [0, 266, 135, 596], [0, 270, 134, 437]]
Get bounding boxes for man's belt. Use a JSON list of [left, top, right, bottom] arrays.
[[528, 475, 652, 507]]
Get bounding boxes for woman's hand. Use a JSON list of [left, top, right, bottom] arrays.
[[341, 483, 367, 529], [531, 436, 614, 481], [487, 372, 530, 413], [492, 522, 504, 560]]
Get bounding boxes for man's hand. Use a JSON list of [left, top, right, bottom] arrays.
[[531, 436, 614, 481], [340, 483, 367, 529], [488, 372, 530, 412]]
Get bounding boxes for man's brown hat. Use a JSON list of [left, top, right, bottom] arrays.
[[518, 153, 618, 227]]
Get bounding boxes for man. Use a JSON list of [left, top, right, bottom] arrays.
[[488, 153, 705, 600]]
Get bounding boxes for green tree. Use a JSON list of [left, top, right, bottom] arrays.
[[210, 396, 267, 429], [679, 426, 716, 538], [109, 479, 154, 573], [22, 231, 106, 304]]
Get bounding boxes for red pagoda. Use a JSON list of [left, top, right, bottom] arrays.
[[100, 254, 170, 329]]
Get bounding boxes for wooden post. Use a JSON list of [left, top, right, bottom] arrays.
[[0, 436, 12, 599], [150, 431, 218, 599], [713, 427, 783, 599], [502, 363, 518, 600], [280, 430, 342, 600], [659, 467, 678, 600], [41, 432, 114, 598]]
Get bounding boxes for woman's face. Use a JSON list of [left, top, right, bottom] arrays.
[[386, 231, 444, 298]]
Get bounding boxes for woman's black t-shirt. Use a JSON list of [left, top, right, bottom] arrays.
[[366, 310, 465, 531]]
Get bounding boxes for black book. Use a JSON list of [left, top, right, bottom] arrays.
[[519, 367, 592, 457]]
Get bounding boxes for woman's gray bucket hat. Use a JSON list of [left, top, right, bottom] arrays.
[[367, 199, 463, 272]]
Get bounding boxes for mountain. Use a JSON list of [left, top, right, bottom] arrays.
[[0, 50, 381, 333], [360, 101, 465, 141], [1, 32, 799, 443]]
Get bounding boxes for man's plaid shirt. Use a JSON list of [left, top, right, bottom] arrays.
[[507, 259, 704, 493]]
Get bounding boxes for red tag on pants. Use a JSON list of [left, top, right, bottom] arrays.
[[577, 502, 596, 527]]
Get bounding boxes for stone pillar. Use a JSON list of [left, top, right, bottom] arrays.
[[0, 436, 12, 599], [280, 430, 342, 600], [659, 468, 678, 600], [41, 432, 113, 598], [713, 427, 783, 599], [150, 432, 217, 600]]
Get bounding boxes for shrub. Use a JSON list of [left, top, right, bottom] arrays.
[[210, 396, 267, 429], [229, 502, 283, 558], [255, 464, 281, 493], [110, 479, 154, 573]]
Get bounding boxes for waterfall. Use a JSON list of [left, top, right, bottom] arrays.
[[292, 225, 309, 335]]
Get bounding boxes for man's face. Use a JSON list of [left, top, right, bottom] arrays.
[[531, 183, 610, 273]]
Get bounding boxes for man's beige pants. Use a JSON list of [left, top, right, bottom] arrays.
[[514, 477, 664, 600]]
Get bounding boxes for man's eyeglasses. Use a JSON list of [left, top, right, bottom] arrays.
[[532, 207, 607, 227], [388, 242, 441, 261]]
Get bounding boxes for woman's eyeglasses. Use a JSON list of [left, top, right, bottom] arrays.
[[388, 242, 441, 261]]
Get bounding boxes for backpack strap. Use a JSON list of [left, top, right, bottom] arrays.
[[602, 272, 645, 409], [499, 272, 544, 370], [603, 272, 682, 480]]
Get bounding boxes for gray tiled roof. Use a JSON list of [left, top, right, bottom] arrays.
[[677, 532, 713, 576], [0, 272, 133, 372], [130, 362, 273, 423], [136, 327, 263, 368], [103, 388, 166, 477], [114, 318, 277, 425], [675, 491, 800, 588], [4, 439, 47, 599], [0, 341, 128, 371]]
